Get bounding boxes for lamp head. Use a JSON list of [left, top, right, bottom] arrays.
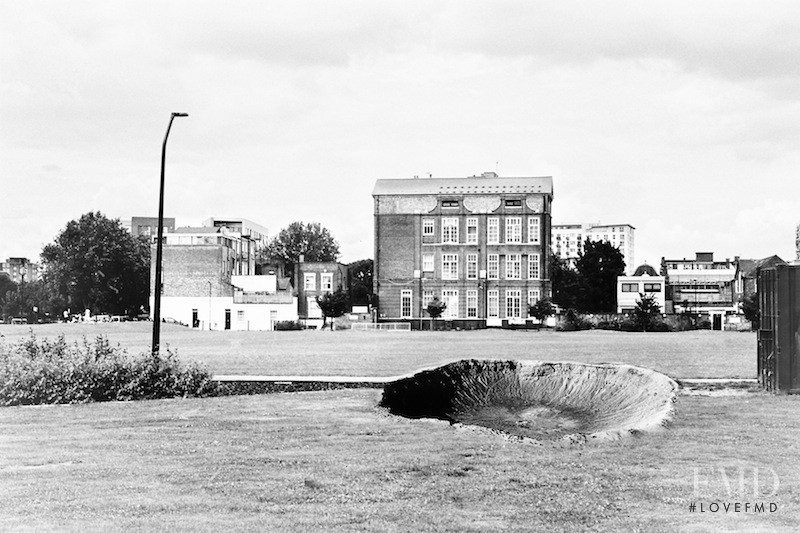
[[172, 112, 189, 117]]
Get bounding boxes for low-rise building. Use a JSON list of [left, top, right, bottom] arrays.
[[662, 252, 737, 329], [296, 259, 349, 328], [150, 221, 295, 330], [616, 264, 666, 313]]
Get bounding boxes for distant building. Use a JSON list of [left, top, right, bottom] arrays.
[[661, 252, 737, 329], [0, 257, 40, 283], [372, 172, 553, 328], [552, 223, 635, 275], [295, 259, 349, 328], [733, 255, 786, 308], [126, 216, 176, 239], [150, 220, 294, 330], [616, 264, 666, 313]]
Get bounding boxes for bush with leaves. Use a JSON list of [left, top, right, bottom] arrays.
[[0, 333, 217, 406]]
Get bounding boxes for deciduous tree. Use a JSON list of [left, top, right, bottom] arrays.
[[41, 212, 150, 316], [316, 286, 350, 330], [262, 222, 340, 282], [575, 239, 626, 313]]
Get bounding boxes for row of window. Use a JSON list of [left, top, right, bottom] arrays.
[[399, 288, 544, 319], [439, 199, 525, 209], [303, 272, 334, 292], [620, 282, 662, 293], [423, 216, 541, 245], [424, 253, 541, 280]]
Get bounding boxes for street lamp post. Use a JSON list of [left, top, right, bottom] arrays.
[[152, 112, 188, 355]]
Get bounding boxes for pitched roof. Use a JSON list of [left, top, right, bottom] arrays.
[[372, 176, 553, 196], [739, 255, 786, 277]]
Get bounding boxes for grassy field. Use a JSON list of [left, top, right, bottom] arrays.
[[2, 322, 788, 531], [1, 389, 798, 532], [0, 323, 757, 379]]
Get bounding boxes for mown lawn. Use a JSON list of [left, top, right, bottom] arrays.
[[1, 389, 798, 532], [0, 323, 756, 379]]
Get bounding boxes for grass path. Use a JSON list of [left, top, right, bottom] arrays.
[[0, 323, 756, 379], [0, 390, 798, 532]]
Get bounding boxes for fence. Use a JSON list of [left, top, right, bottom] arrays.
[[351, 322, 412, 332]]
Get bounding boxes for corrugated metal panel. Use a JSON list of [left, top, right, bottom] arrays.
[[758, 264, 800, 393]]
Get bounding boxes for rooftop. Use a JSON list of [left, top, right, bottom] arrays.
[[372, 176, 553, 196]]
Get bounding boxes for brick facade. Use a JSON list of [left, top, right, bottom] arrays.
[[373, 175, 553, 327]]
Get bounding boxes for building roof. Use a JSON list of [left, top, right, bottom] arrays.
[[372, 176, 553, 196], [633, 264, 659, 276], [738, 255, 786, 277]]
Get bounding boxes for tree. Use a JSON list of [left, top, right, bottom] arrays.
[[262, 222, 340, 283], [575, 239, 626, 313], [2, 279, 65, 322], [742, 293, 759, 330], [529, 297, 555, 323], [315, 286, 350, 330], [41, 212, 151, 316], [0, 274, 16, 320], [426, 297, 447, 326], [632, 293, 662, 332], [347, 259, 373, 306], [549, 253, 581, 310]]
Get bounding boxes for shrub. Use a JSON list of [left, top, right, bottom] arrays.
[[558, 309, 593, 331], [274, 320, 303, 331], [0, 333, 217, 406]]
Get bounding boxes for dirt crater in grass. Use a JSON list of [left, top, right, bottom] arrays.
[[380, 359, 679, 445]]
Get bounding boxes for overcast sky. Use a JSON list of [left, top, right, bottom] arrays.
[[3, 1, 800, 267]]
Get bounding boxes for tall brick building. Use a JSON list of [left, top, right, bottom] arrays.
[[372, 172, 553, 328]]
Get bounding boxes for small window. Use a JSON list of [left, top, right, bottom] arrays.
[[304, 273, 316, 291], [505, 199, 522, 207], [320, 273, 333, 292], [422, 219, 434, 236], [643, 283, 662, 292], [441, 200, 459, 208], [466, 218, 478, 244], [401, 290, 413, 318]]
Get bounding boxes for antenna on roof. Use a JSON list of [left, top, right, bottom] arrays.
[[428, 172, 432, 178], [495, 161, 499, 173]]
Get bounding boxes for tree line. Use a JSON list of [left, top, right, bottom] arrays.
[[1, 213, 371, 322]]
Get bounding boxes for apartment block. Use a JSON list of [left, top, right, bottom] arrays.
[[0, 257, 40, 283], [552, 223, 635, 275], [373, 172, 553, 328]]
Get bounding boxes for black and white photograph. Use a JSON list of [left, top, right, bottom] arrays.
[[1, 1, 799, 531]]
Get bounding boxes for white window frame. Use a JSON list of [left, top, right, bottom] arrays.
[[528, 289, 541, 308], [505, 253, 521, 280], [506, 289, 522, 319], [401, 289, 413, 318], [488, 290, 499, 318], [422, 253, 434, 273], [528, 254, 540, 280], [505, 217, 522, 243], [487, 218, 499, 244], [304, 273, 316, 291], [467, 290, 478, 318], [466, 253, 478, 280], [527, 217, 540, 244], [423, 219, 434, 236], [442, 289, 459, 319], [422, 289, 434, 310], [487, 254, 499, 280], [442, 254, 459, 280], [320, 272, 333, 292], [466, 217, 478, 244], [442, 217, 459, 244]]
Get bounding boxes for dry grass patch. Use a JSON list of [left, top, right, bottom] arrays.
[[1, 389, 799, 532]]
